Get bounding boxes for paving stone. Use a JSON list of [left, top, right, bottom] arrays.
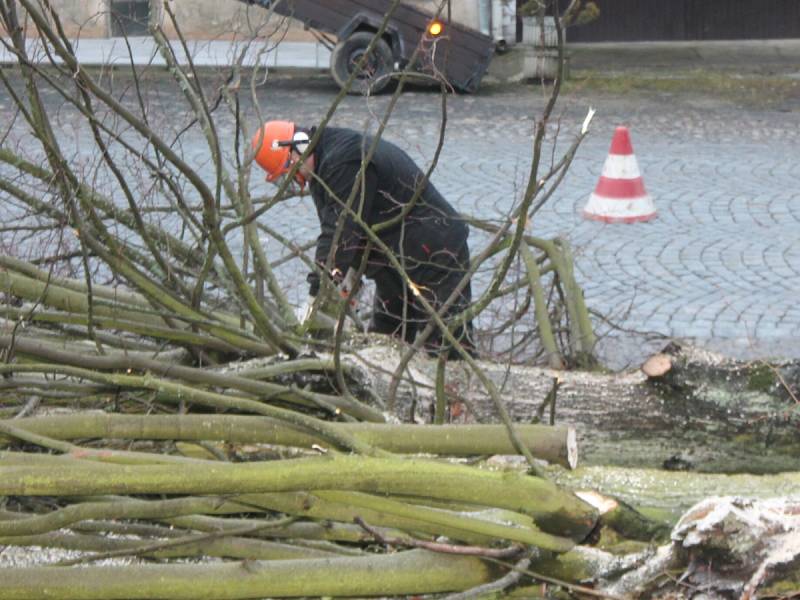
[[1, 62, 798, 367]]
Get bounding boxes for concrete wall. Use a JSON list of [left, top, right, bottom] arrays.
[[159, 2, 311, 41], [8, 0, 107, 38], [40, 0, 310, 40], [41, 0, 482, 40], [57, 0, 107, 36]]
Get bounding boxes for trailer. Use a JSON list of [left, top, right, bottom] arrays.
[[241, 0, 495, 94]]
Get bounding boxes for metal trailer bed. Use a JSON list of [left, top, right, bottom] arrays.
[[241, 0, 495, 93]]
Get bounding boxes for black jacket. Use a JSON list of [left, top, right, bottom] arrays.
[[307, 127, 468, 295]]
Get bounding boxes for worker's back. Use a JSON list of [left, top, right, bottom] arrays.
[[312, 127, 468, 258]]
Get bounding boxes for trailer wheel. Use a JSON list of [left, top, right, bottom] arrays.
[[330, 32, 394, 95]]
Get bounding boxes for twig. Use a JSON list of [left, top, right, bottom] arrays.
[[12, 395, 40, 419], [758, 359, 799, 405], [354, 517, 523, 558], [55, 516, 297, 566], [534, 376, 561, 426], [481, 554, 627, 600], [438, 553, 533, 600]]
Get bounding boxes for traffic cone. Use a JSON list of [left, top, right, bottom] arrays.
[[583, 126, 656, 223]]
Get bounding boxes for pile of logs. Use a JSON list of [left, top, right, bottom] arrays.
[[2, 357, 799, 597], [1, 263, 799, 598]]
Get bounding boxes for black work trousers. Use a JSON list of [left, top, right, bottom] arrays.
[[367, 243, 474, 358]]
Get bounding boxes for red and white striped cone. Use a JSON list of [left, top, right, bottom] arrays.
[[583, 126, 656, 223]]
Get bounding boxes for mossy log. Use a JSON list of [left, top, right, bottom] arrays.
[[575, 490, 670, 542], [0, 455, 597, 539], [157, 514, 380, 544], [0, 549, 497, 599], [554, 465, 800, 519], [0, 496, 260, 537], [240, 490, 573, 550], [68, 513, 390, 546], [362, 341, 800, 473], [3, 413, 577, 468], [0, 489, 568, 550], [0, 529, 345, 561]]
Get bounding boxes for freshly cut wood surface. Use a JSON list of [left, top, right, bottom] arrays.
[[641, 352, 672, 377]]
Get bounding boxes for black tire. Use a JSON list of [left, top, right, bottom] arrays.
[[330, 31, 394, 95]]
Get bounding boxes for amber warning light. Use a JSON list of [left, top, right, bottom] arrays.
[[427, 20, 444, 36]]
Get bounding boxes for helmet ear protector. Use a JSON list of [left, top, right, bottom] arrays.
[[272, 130, 312, 190], [292, 130, 310, 155], [274, 130, 310, 155]]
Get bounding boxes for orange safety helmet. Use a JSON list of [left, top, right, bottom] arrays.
[[251, 120, 309, 183]]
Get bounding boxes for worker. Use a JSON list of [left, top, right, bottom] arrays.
[[251, 120, 474, 357]]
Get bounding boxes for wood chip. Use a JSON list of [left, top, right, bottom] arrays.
[[641, 353, 672, 378]]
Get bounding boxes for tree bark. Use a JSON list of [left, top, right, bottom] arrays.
[[362, 341, 800, 473], [0, 549, 496, 599], [0, 455, 597, 539], [3, 414, 577, 468], [0, 529, 344, 561], [555, 465, 800, 518]]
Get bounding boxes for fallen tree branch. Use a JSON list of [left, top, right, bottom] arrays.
[[354, 516, 525, 558], [0, 548, 497, 599], [3, 413, 578, 467], [54, 516, 299, 566], [0, 455, 597, 539], [439, 553, 533, 600]]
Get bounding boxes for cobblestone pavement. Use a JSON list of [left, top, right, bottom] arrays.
[[3, 71, 799, 367], [247, 75, 800, 366]]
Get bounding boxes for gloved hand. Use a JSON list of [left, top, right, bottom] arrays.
[[308, 268, 359, 306], [306, 272, 320, 297], [295, 296, 315, 324], [295, 294, 337, 333], [336, 267, 360, 307], [297, 268, 363, 333]]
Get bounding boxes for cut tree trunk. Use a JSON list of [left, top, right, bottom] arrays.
[[554, 466, 800, 518], [351, 340, 800, 474]]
